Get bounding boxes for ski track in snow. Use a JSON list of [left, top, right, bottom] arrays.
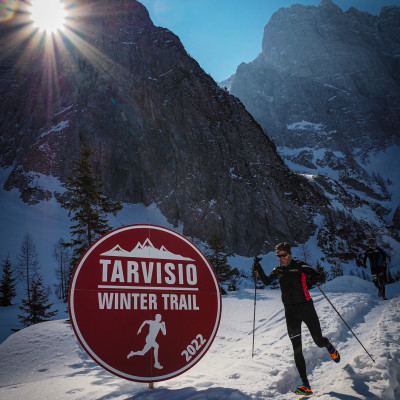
[[0, 277, 399, 400]]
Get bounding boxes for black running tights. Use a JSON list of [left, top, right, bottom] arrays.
[[372, 267, 387, 297], [285, 300, 330, 382]]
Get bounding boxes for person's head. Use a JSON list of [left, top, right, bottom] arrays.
[[275, 242, 292, 266], [368, 238, 376, 248]]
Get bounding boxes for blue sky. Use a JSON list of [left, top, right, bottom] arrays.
[[140, 0, 400, 82]]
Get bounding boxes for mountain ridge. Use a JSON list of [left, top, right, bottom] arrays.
[[0, 0, 328, 256], [227, 1, 400, 228]]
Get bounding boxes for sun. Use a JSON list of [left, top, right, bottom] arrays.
[[29, 0, 67, 34]]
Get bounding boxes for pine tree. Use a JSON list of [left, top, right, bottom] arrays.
[[227, 267, 240, 292], [53, 238, 71, 302], [0, 255, 17, 306], [315, 261, 327, 284], [329, 262, 343, 279], [298, 243, 312, 264], [58, 143, 123, 269], [16, 233, 40, 303], [205, 232, 235, 294], [18, 275, 58, 327]]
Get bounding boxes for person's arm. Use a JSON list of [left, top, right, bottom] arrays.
[[380, 247, 391, 264], [161, 321, 166, 335], [137, 321, 147, 334], [362, 250, 368, 268], [302, 264, 322, 287], [253, 261, 277, 286]]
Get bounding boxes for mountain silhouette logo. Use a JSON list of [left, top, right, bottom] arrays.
[[100, 238, 195, 261]]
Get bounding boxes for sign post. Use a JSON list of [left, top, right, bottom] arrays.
[[69, 224, 222, 383]]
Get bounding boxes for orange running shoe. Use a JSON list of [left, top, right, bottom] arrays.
[[328, 341, 340, 363], [295, 382, 313, 395]]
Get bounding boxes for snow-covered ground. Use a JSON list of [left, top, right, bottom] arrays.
[[1, 146, 400, 399], [0, 276, 399, 400], [0, 166, 177, 289]]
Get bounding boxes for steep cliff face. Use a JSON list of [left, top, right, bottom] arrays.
[[231, 0, 400, 153], [229, 0, 400, 234], [0, 0, 327, 256]]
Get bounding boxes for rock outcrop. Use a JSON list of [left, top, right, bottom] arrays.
[[230, 0, 400, 173]]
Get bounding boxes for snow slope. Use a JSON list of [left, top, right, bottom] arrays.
[[1, 276, 399, 400], [0, 166, 176, 287]]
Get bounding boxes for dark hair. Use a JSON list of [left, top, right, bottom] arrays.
[[275, 242, 291, 254], [368, 238, 375, 244]]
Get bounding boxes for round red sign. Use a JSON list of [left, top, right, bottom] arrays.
[[68, 224, 222, 382]]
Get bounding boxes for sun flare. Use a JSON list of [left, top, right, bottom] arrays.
[[29, 0, 67, 34]]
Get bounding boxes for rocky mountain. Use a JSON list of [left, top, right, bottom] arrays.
[[231, 0, 400, 152], [0, 0, 329, 257], [227, 0, 400, 260]]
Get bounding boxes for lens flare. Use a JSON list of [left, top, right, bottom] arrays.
[[0, 0, 19, 22], [29, 0, 66, 34]]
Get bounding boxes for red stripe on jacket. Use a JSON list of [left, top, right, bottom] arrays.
[[301, 272, 311, 301]]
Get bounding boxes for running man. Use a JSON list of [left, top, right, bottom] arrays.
[[253, 242, 340, 395], [362, 238, 392, 300], [127, 314, 167, 369]]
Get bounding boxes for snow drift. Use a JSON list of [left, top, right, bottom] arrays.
[[0, 276, 399, 399]]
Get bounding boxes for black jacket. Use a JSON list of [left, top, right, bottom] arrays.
[[255, 259, 321, 306], [363, 246, 390, 272]]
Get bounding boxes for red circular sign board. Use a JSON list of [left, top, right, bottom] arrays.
[[69, 225, 222, 382]]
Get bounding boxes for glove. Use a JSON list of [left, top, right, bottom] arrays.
[[306, 275, 318, 288], [253, 262, 261, 280], [315, 274, 323, 285], [253, 262, 261, 272]]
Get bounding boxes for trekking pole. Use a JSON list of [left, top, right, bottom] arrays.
[[252, 256, 262, 358], [316, 284, 375, 363], [252, 270, 257, 358]]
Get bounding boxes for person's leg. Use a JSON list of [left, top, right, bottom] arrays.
[[303, 301, 330, 349], [378, 268, 387, 299], [372, 274, 380, 289], [285, 306, 307, 382], [127, 342, 151, 359], [134, 342, 151, 356], [371, 267, 381, 294], [153, 343, 163, 368], [303, 301, 340, 363], [291, 335, 307, 381]]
